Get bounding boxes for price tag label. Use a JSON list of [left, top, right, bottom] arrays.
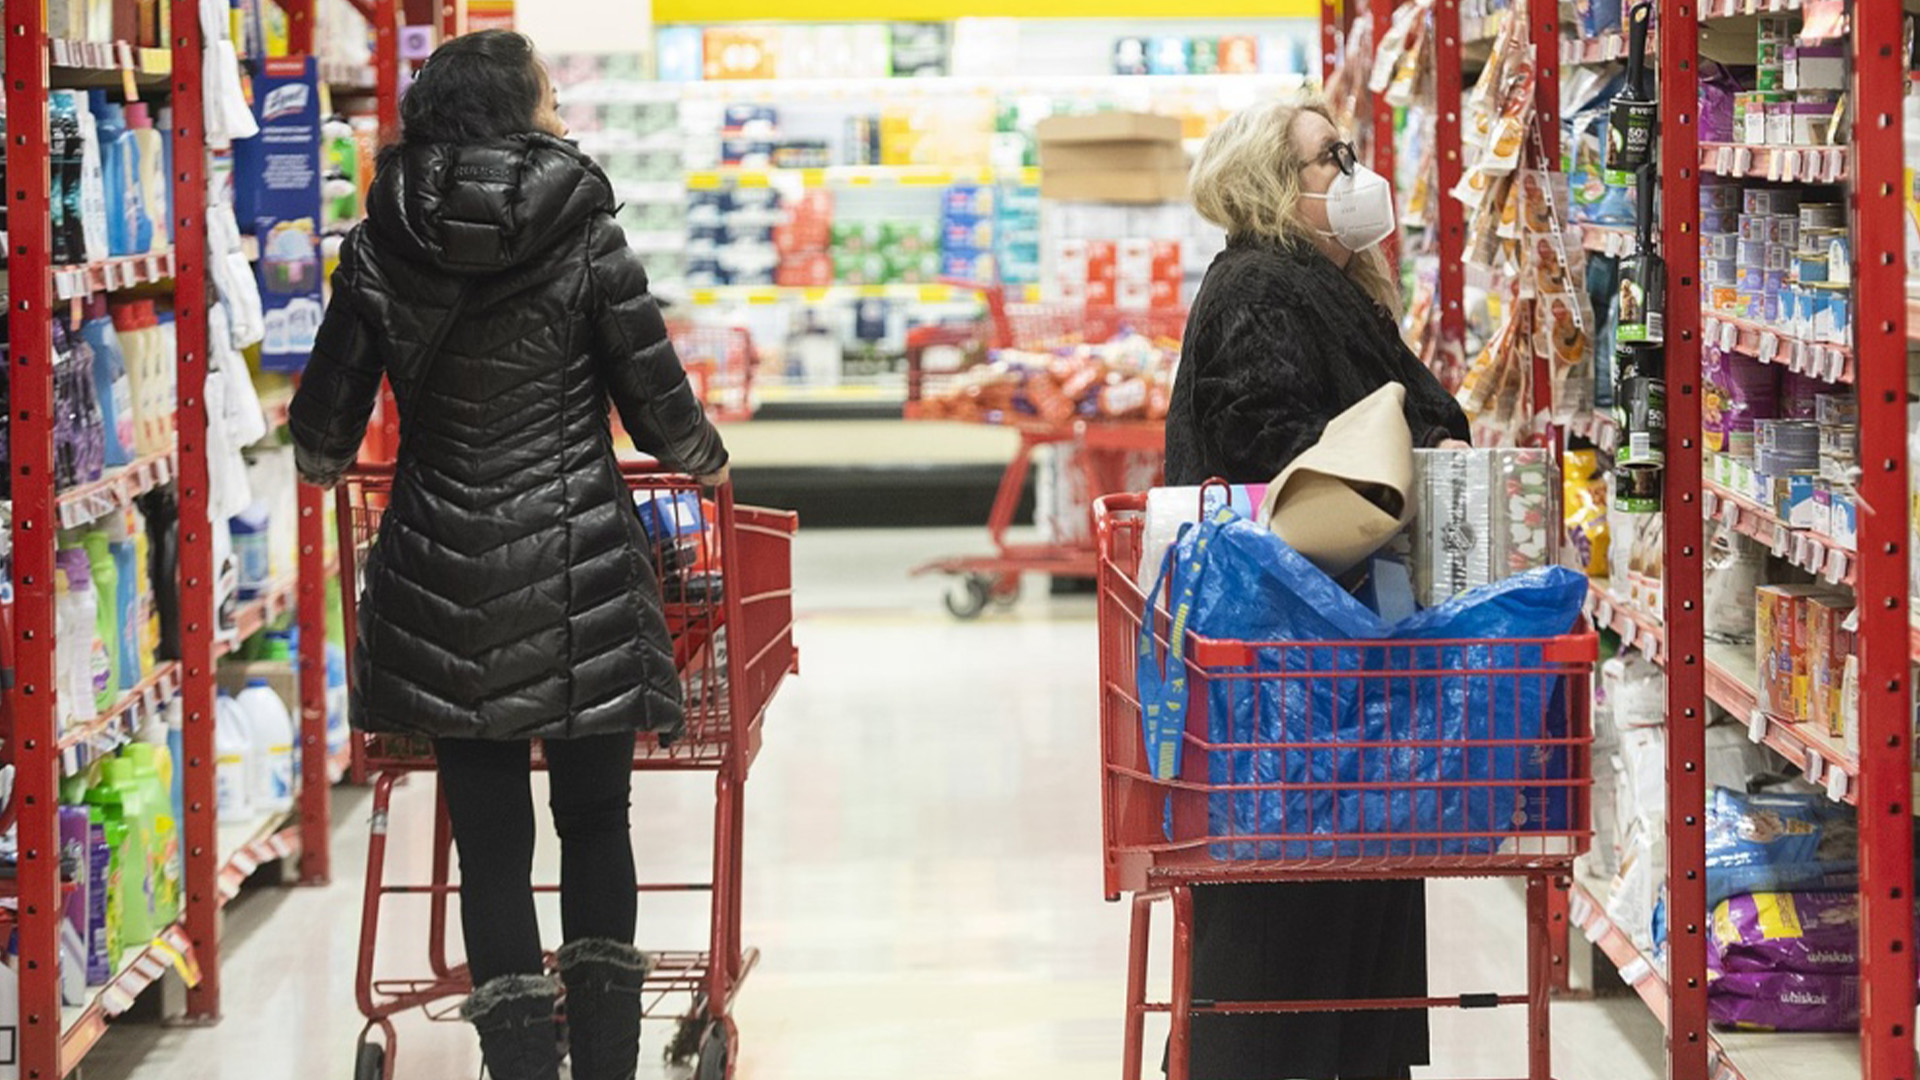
[[1825, 766, 1849, 802], [1767, 151, 1784, 182], [1720, 320, 1740, 351], [1748, 709, 1770, 743], [1794, 534, 1814, 568], [1784, 150, 1801, 181], [1619, 957, 1655, 986], [1758, 331, 1780, 364], [1804, 539, 1826, 572], [1721, 499, 1741, 528], [1830, 148, 1847, 179], [1825, 548, 1849, 585], [1620, 619, 1639, 649], [1792, 339, 1809, 372], [1596, 600, 1614, 627], [1826, 350, 1847, 382], [1771, 525, 1791, 557], [1805, 752, 1825, 785], [1718, 146, 1737, 175], [1610, 231, 1628, 258]]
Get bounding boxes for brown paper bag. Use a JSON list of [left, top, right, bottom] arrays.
[[1258, 383, 1416, 576]]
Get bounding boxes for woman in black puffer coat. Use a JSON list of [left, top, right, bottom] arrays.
[[289, 31, 726, 1080]]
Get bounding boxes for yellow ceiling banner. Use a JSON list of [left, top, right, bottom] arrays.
[[654, 0, 1318, 23]]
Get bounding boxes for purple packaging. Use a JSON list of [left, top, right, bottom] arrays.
[[1705, 346, 1782, 453], [1704, 210, 1739, 233], [86, 819, 111, 984], [1781, 371, 1823, 418], [1710, 892, 1863, 974], [1708, 968, 1860, 1031], [59, 807, 89, 951]]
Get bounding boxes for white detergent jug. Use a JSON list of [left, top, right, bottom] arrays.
[[236, 680, 295, 813], [214, 693, 255, 823]]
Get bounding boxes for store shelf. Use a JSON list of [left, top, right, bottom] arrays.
[[321, 60, 376, 92], [1700, 142, 1850, 183], [1583, 580, 1666, 663], [217, 808, 299, 904], [56, 662, 183, 777], [59, 919, 199, 1071], [53, 249, 177, 302], [1705, 639, 1856, 802], [216, 574, 301, 657], [683, 283, 1000, 307], [1702, 480, 1855, 586], [687, 164, 1042, 189], [57, 449, 177, 530], [1700, 0, 1809, 17], [649, 71, 1306, 101], [1561, 28, 1656, 65], [48, 39, 171, 89], [1701, 309, 1853, 384]]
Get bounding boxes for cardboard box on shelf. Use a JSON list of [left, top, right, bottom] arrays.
[[1803, 593, 1854, 738], [1037, 112, 1189, 205], [1754, 584, 1850, 720]]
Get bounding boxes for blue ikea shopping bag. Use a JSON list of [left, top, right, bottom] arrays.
[[1137, 508, 1586, 860]]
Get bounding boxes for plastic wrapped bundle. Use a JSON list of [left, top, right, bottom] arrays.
[[1707, 967, 1859, 1032], [1711, 891, 1861, 975], [1705, 787, 1858, 909]]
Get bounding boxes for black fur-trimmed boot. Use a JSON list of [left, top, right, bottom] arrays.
[[461, 973, 563, 1080], [555, 939, 650, 1080]]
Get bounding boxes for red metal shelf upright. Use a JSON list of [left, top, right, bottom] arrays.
[[1653, 0, 1708, 1071], [5, 3, 65, 1073], [1847, 0, 1915, 1075], [1434, 0, 1466, 354]]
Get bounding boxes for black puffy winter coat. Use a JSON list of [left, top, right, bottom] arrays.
[[289, 133, 728, 742]]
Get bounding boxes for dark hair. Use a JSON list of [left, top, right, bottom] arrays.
[[399, 29, 545, 145]]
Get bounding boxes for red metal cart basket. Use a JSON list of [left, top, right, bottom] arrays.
[[904, 283, 1185, 617], [338, 461, 797, 1080], [666, 321, 758, 424], [1095, 492, 1595, 1080]]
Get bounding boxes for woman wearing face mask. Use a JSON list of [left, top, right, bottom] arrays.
[[291, 29, 728, 1080], [1163, 98, 1469, 1079]]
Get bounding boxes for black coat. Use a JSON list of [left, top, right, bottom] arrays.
[[1166, 237, 1469, 489], [1163, 237, 1467, 1080], [290, 133, 727, 742]]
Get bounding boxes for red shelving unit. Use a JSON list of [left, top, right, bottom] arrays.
[[1319, 0, 1917, 1076]]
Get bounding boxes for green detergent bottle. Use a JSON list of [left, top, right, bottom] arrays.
[[122, 744, 179, 926], [83, 783, 129, 963], [92, 760, 156, 949]]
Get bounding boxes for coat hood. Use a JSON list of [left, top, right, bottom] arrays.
[[367, 133, 615, 275]]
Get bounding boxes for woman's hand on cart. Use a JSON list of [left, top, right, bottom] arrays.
[[698, 464, 732, 488]]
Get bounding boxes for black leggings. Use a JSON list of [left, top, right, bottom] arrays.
[[436, 734, 637, 986]]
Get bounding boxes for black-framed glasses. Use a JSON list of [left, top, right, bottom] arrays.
[[1325, 140, 1359, 177]]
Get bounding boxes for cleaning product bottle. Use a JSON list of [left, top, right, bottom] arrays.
[[89, 92, 139, 258], [153, 308, 178, 444], [58, 805, 92, 1005], [85, 762, 152, 950], [79, 528, 122, 703], [73, 91, 111, 264], [108, 510, 145, 689], [49, 92, 79, 265], [111, 302, 151, 456], [237, 679, 295, 813], [81, 297, 136, 468], [55, 554, 81, 733], [215, 692, 256, 823], [87, 811, 115, 980], [106, 757, 159, 946], [325, 642, 349, 764], [125, 104, 166, 255], [230, 502, 271, 600], [123, 743, 179, 926], [56, 547, 109, 723]]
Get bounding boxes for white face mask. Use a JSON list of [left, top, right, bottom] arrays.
[[1302, 163, 1397, 252]]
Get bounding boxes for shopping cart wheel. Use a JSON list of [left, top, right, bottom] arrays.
[[943, 573, 994, 619], [694, 1022, 730, 1080], [353, 1041, 387, 1080], [988, 574, 1021, 609]]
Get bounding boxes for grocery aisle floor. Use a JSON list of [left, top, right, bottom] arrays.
[[84, 528, 1665, 1080]]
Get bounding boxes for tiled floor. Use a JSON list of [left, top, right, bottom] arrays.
[[82, 528, 1664, 1080]]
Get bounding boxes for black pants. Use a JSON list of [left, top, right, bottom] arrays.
[[436, 735, 637, 987]]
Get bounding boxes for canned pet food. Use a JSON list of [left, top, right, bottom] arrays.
[[1702, 233, 1739, 260], [1769, 214, 1799, 248], [1738, 239, 1769, 266], [1705, 257, 1739, 285], [1616, 463, 1663, 512], [1799, 203, 1845, 229], [1797, 253, 1829, 284]]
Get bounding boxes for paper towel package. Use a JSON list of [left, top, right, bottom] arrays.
[[1411, 448, 1558, 607]]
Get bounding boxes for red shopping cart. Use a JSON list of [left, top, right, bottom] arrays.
[[1094, 492, 1595, 1080], [666, 321, 758, 424], [905, 283, 1185, 618], [339, 461, 797, 1080]]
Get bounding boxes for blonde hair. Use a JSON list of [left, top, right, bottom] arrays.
[[1189, 96, 1403, 318]]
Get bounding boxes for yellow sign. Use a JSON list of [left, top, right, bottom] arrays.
[[655, 0, 1316, 22]]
